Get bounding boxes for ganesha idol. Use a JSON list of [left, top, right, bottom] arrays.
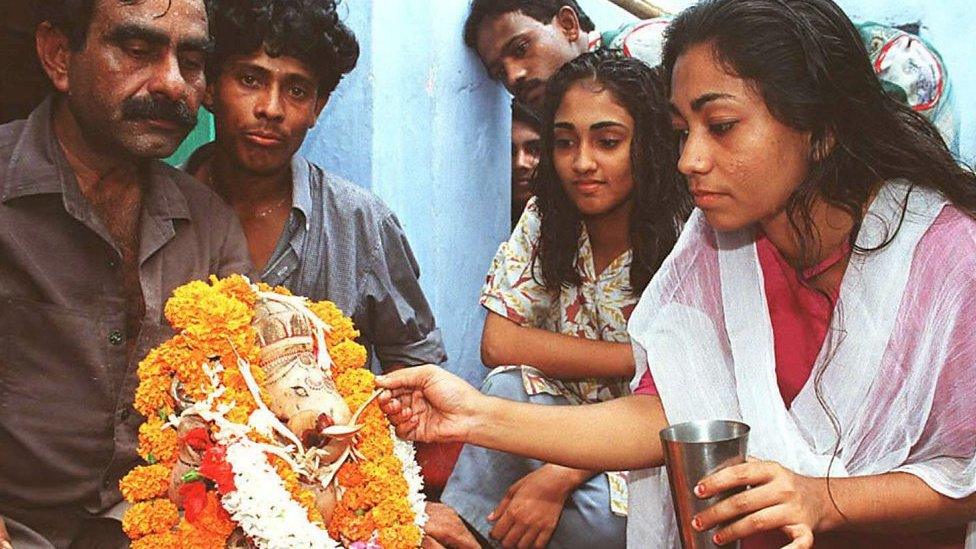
[[167, 292, 374, 539]]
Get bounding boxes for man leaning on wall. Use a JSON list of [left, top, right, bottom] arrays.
[[0, 0, 253, 546], [464, 0, 669, 111]]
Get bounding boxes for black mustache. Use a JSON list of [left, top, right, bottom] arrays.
[[121, 96, 197, 129]]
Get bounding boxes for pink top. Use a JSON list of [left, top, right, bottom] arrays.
[[633, 232, 843, 406], [634, 232, 966, 548]]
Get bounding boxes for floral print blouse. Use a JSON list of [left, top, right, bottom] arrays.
[[480, 197, 637, 514]]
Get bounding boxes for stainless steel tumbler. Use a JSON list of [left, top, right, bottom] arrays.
[[660, 420, 751, 549]]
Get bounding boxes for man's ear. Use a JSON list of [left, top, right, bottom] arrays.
[[311, 92, 330, 127], [35, 22, 72, 93], [554, 6, 582, 43]]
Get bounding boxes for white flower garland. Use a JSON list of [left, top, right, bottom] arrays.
[[222, 441, 340, 549], [390, 428, 429, 531]]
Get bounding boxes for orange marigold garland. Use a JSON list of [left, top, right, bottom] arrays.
[[122, 275, 426, 548]]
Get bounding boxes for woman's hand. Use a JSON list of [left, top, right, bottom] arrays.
[[376, 365, 484, 444], [693, 459, 834, 548], [488, 465, 588, 548]]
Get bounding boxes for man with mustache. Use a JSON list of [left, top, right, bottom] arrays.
[[188, 0, 447, 386], [0, 0, 252, 547], [183, 1, 472, 545]]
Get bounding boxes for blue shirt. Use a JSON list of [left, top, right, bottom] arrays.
[[187, 144, 447, 370]]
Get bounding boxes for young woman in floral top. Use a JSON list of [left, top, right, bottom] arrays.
[[441, 50, 691, 549]]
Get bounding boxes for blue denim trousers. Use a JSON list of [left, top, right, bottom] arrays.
[[442, 369, 626, 548]]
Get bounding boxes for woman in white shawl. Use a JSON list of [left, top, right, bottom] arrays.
[[376, 0, 976, 547]]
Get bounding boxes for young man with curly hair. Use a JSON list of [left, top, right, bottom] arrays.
[[185, 3, 477, 545], [187, 0, 447, 375]]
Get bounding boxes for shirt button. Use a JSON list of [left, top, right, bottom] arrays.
[[108, 330, 124, 346]]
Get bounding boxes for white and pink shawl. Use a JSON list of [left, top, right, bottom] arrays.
[[626, 181, 976, 548]]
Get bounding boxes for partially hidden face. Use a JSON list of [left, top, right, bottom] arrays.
[[552, 80, 636, 219], [669, 42, 814, 232], [476, 10, 580, 108], [251, 297, 352, 451], [63, 0, 208, 158], [512, 119, 541, 207], [208, 50, 325, 177]]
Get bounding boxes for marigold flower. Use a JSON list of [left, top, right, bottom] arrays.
[[178, 522, 231, 549], [255, 281, 292, 295], [164, 280, 212, 329], [309, 300, 360, 346], [130, 531, 179, 549], [329, 503, 376, 541], [133, 372, 175, 418], [371, 497, 415, 527], [211, 274, 256, 308], [137, 417, 178, 464], [378, 523, 423, 549], [330, 340, 368, 374], [122, 499, 179, 539], [120, 463, 171, 502], [337, 461, 365, 488], [336, 367, 374, 397]]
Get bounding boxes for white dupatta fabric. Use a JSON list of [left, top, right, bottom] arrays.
[[626, 181, 976, 548]]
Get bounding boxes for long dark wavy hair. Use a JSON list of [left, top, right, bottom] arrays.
[[533, 50, 692, 295], [663, 0, 976, 268]]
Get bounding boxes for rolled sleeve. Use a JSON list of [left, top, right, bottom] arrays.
[[362, 213, 447, 369]]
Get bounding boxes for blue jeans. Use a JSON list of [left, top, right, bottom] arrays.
[[442, 369, 626, 548]]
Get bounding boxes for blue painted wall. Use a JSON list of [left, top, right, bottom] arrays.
[[302, 0, 509, 386], [300, 1, 974, 385]]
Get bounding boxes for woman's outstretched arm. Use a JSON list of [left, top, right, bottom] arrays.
[[376, 365, 667, 471]]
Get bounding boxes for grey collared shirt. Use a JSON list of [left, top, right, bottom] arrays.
[[0, 98, 252, 537], [187, 144, 446, 370]]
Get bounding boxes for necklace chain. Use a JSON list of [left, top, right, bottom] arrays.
[[251, 196, 290, 219], [208, 167, 290, 220]]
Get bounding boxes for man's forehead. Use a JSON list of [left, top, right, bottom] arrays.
[[94, 0, 208, 36], [225, 50, 318, 82], [512, 119, 541, 137]]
